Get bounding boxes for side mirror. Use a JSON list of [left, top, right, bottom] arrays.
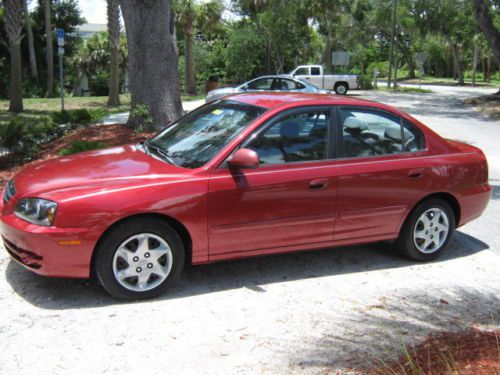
[[240, 85, 248, 91], [228, 148, 259, 169]]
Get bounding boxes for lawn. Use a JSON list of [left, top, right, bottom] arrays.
[[374, 86, 434, 94], [0, 93, 205, 126], [402, 76, 500, 87]]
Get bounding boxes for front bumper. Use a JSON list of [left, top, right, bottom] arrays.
[[0, 214, 96, 278]]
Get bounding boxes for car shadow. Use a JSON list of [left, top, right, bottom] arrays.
[[4, 231, 489, 310]]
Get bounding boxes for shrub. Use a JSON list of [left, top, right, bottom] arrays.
[[0, 116, 60, 163], [52, 109, 106, 126], [367, 61, 389, 78], [358, 74, 373, 89], [130, 104, 154, 132], [60, 140, 107, 156]]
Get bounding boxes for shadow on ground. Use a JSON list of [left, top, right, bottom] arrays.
[[4, 231, 489, 310], [291, 287, 500, 372]]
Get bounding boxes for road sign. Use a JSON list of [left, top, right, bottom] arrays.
[[416, 52, 426, 65], [332, 51, 350, 66], [56, 28, 65, 46]]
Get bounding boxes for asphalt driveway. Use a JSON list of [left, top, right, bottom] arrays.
[[1, 86, 499, 374]]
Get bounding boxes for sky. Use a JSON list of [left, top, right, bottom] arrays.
[[78, 0, 108, 24], [74, 0, 236, 25]]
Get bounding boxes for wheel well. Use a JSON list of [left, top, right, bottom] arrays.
[[90, 213, 193, 278], [411, 193, 461, 228], [334, 81, 348, 88]]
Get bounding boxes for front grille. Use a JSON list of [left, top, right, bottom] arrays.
[[2, 237, 43, 269], [3, 180, 15, 203]]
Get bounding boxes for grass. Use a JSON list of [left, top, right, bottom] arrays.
[[0, 93, 205, 126], [375, 86, 433, 94], [403, 76, 500, 87]]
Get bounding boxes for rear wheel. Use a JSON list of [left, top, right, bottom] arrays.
[[95, 218, 185, 300], [334, 83, 348, 95], [396, 199, 455, 261]]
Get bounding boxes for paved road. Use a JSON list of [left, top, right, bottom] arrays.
[[0, 86, 499, 375]]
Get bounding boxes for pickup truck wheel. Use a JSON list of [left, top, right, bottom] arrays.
[[334, 83, 348, 95], [95, 218, 185, 300]]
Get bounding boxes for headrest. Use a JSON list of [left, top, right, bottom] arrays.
[[343, 117, 368, 132], [384, 126, 412, 141], [280, 120, 300, 139]]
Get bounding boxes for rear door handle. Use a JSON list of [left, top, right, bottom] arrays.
[[309, 178, 329, 189], [408, 168, 425, 178]]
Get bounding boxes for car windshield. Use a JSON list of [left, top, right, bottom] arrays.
[[148, 101, 266, 169]]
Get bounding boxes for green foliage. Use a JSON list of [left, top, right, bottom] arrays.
[[367, 61, 389, 78], [130, 105, 154, 132], [51, 109, 106, 126], [358, 74, 373, 90], [60, 140, 107, 156], [0, 116, 61, 162]]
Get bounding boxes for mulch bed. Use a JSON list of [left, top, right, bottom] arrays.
[[0, 124, 154, 186], [367, 328, 499, 375], [464, 92, 500, 120]]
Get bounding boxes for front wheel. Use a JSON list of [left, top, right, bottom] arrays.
[[396, 199, 455, 261], [95, 218, 185, 300]]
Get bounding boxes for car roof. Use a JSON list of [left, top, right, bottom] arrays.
[[226, 92, 383, 111]]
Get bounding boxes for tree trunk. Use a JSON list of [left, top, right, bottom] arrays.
[[322, 36, 332, 72], [4, 0, 24, 112], [119, 0, 182, 130], [448, 36, 464, 85], [44, 0, 54, 97], [22, 0, 38, 82], [487, 54, 492, 82], [473, 0, 500, 67], [400, 43, 415, 79], [482, 56, 486, 81], [184, 26, 196, 95], [9, 42, 23, 112], [107, 0, 121, 106], [472, 39, 479, 86]]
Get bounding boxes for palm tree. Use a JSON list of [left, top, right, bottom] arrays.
[[3, 0, 24, 112], [44, 0, 54, 97], [22, 0, 38, 82], [107, 0, 121, 106], [175, 0, 223, 95]]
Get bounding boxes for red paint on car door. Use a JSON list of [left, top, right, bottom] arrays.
[[335, 154, 430, 240], [207, 162, 337, 255]]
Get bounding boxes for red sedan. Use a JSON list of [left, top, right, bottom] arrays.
[[0, 93, 491, 299]]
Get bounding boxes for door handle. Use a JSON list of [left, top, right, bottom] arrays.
[[408, 168, 425, 178], [309, 178, 329, 189]]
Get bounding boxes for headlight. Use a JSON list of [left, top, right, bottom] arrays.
[[14, 198, 57, 226]]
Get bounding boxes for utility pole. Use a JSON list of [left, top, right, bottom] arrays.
[[387, 0, 397, 88], [393, 30, 399, 91], [56, 29, 65, 111]]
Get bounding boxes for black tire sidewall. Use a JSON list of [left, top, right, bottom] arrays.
[[95, 218, 185, 300], [398, 199, 455, 261], [335, 84, 348, 95]]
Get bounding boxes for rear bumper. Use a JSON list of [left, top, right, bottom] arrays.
[[457, 183, 492, 227], [0, 214, 96, 278]]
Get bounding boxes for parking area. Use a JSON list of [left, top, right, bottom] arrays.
[[1, 86, 499, 374]]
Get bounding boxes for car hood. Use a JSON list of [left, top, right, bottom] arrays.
[[11, 144, 189, 198]]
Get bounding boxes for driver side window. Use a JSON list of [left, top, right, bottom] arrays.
[[246, 110, 330, 165]]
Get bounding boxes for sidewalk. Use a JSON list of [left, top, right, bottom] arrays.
[[101, 99, 205, 125]]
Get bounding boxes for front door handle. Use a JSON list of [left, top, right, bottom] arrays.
[[309, 178, 329, 189], [408, 168, 425, 178]]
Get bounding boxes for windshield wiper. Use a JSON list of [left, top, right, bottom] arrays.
[[143, 140, 176, 165]]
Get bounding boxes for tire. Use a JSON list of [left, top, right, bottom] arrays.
[[395, 199, 455, 261], [95, 217, 185, 300], [334, 83, 348, 95]]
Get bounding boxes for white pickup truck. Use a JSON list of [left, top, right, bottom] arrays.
[[290, 65, 359, 95]]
